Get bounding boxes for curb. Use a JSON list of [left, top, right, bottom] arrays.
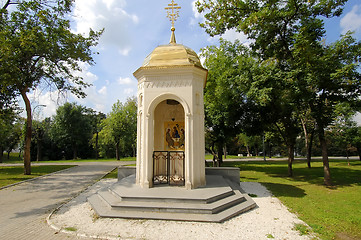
[[47, 166, 119, 240]]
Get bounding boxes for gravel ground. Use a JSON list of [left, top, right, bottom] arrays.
[[48, 179, 316, 240]]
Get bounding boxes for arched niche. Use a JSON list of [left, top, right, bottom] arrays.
[[154, 99, 185, 151]]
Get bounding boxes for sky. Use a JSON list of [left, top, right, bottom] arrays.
[[26, 0, 361, 119]]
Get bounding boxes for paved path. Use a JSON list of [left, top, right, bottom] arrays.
[[0, 161, 128, 240]]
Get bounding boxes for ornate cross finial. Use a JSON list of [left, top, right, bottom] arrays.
[[165, 0, 181, 29], [165, 0, 181, 43]]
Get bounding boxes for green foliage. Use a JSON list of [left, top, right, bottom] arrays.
[[0, 0, 102, 97], [0, 0, 102, 174], [98, 97, 137, 159], [50, 102, 93, 159], [202, 39, 264, 163], [197, 0, 361, 183], [0, 111, 22, 162], [196, 0, 347, 60]]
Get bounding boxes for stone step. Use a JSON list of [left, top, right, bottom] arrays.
[[87, 174, 257, 223], [110, 178, 235, 204], [97, 188, 246, 214], [88, 193, 256, 223]]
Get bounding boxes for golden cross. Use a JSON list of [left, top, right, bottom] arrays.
[[165, 0, 181, 29]]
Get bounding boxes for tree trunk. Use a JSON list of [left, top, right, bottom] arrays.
[[287, 143, 294, 177], [301, 118, 314, 168], [217, 142, 223, 166], [319, 128, 332, 186], [246, 145, 250, 156], [357, 146, 361, 161], [223, 145, 227, 160], [115, 142, 120, 160], [21, 89, 32, 175], [95, 132, 99, 160], [306, 132, 314, 168], [36, 140, 42, 162], [0, 148, 3, 163], [217, 150, 223, 166], [72, 144, 78, 159]]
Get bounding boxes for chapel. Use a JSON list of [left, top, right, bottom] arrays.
[[133, 20, 208, 190], [88, 0, 256, 222]]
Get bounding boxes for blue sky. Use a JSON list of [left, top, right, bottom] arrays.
[[28, 0, 361, 119]]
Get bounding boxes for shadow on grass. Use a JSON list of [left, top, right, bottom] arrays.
[[262, 182, 307, 198], [223, 159, 361, 188]]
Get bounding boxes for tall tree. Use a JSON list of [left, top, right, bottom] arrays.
[[50, 102, 92, 160], [99, 97, 137, 160], [0, 111, 21, 162], [0, 0, 102, 174], [88, 110, 106, 160], [201, 39, 264, 166], [196, 0, 361, 185], [202, 39, 301, 175]]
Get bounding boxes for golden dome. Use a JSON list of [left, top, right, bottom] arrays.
[[142, 43, 203, 68]]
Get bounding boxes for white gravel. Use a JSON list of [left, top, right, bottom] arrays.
[[48, 179, 316, 240]]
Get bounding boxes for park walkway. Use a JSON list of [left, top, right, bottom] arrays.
[[0, 161, 127, 240]]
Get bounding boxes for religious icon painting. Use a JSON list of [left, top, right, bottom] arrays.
[[164, 121, 185, 150]]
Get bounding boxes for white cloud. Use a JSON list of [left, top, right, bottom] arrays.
[[27, 90, 67, 119], [72, 62, 99, 84], [119, 47, 131, 56], [73, 0, 138, 53], [192, 0, 203, 19], [340, 5, 361, 35], [94, 103, 106, 113], [98, 86, 107, 95], [118, 77, 134, 85], [124, 88, 134, 95], [190, 0, 205, 26], [206, 28, 253, 46], [222, 29, 249, 43]]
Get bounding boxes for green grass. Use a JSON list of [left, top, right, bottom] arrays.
[[223, 159, 361, 240], [0, 165, 75, 188], [64, 226, 77, 232], [103, 168, 118, 178], [1, 153, 136, 164]]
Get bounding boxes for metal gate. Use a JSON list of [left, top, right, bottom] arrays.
[[153, 151, 185, 186]]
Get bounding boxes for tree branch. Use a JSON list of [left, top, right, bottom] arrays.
[[2, 0, 18, 10]]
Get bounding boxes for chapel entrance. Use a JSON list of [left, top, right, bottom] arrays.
[[153, 99, 185, 186], [153, 151, 185, 186]]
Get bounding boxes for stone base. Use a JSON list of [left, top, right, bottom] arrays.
[[88, 173, 257, 223]]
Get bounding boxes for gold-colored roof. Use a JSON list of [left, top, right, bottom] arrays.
[[142, 43, 203, 68]]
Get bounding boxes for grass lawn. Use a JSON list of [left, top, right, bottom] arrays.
[[223, 159, 361, 240], [1, 153, 136, 164], [0, 165, 75, 188]]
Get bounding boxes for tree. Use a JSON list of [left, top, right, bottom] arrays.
[[196, 0, 361, 185], [50, 102, 92, 159], [304, 33, 361, 184], [202, 39, 301, 175], [0, 0, 102, 174], [348, 126, 361, 161], [201, 39, 264, 166], [88, 111, 106, 160], [99, 97, 137, 160], [0, 111, 21, 162]]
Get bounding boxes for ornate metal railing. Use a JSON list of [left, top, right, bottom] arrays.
[[153, 151, 185, 186]]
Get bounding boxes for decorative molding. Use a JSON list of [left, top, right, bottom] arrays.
[[142, 79, 194, 89]]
